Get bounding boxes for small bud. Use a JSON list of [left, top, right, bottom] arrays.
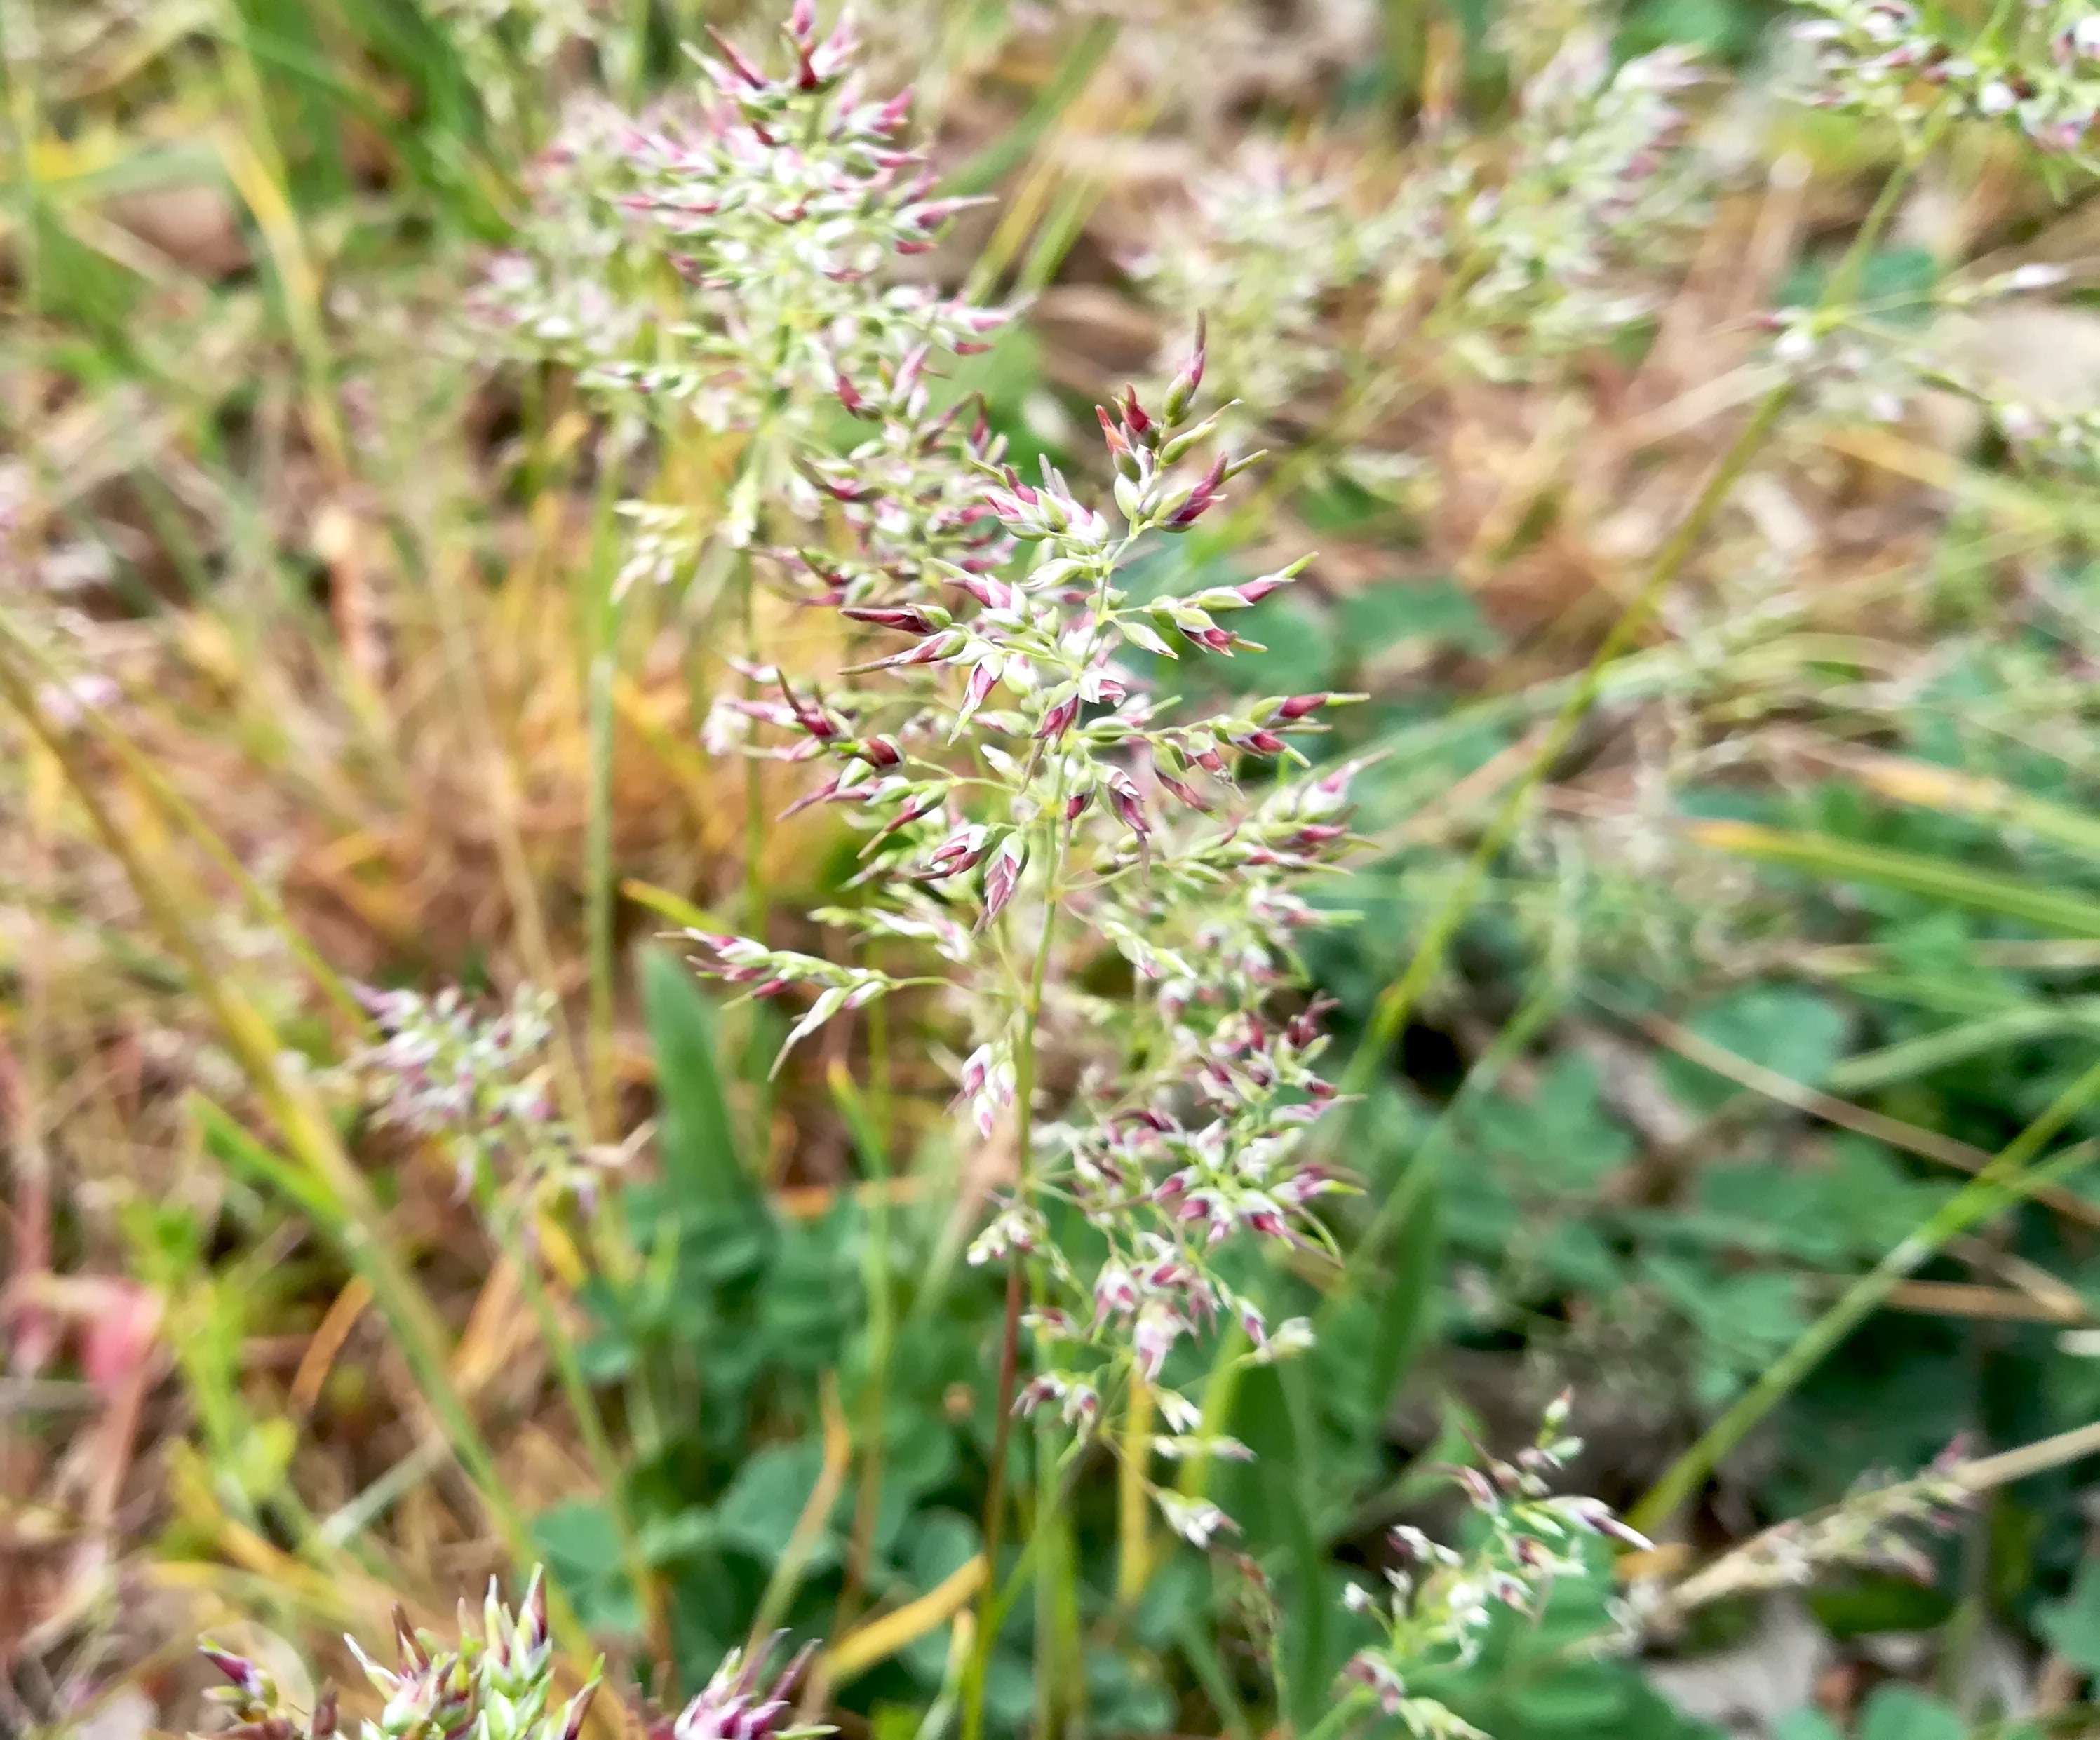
[[1105, 769, 1151, 837], [1097, 405, 1143, 480], [1037, 694, 1081, 743], [1455, 1466, 1499, 1509], [558, 1678, 600, 1740], [982, 832, 1026, 923], [841, 602, 950, 635], [1119, 387, 1157, 445], [1162, 316, 1208, 426], [702, 26, 766, 88], [201, 1646, 271, 1703], [1270, 692, 1331, 720]]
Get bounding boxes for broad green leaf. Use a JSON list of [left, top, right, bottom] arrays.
[[640, 947, 758, 1222], [1228, 1365, 1331, 1734], [906, 1508, 981, 1589], [1084, 1647, 1176, 1734], [2039, 1558, 2100, 1671], [1131, 1553, 1207, 1653], [983, 1652, 1037, 1727], [1858, 1684, 1964, 1740], [533, 1499, 641, 1635], [1340, 576, 1502, 658], [638, 1509, 717, 1565], [1359, 1156, 1442, 1425], [1466, 1055, 1632, 1189], [713, 1441, 840, 1567]]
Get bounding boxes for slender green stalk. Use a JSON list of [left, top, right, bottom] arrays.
[[1299, 1685, 1375, 1740], [424, 544, 598, 1140], [1176, 1322, 1251, 1504], [1177, 1614, 1257, 1740], [1631, 1060, 2100, 1537], [961, 808, 1072, 1740], [584, 430, 629, 1128], [1034, 1447, 1063, 1740], [1117, 1373, 1156, 1607], [981, 1426, 1103, 1640], [961, 1258, 1026, 1740], [829, 1063, 899, 1635], [481, 1180, 667, 1664]]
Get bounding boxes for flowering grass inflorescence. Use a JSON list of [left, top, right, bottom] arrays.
[[1129, 143, 1374, 443], [368, 2, 1737, 1727], [1339, 1398, 1652, 1740], [201, 1572, 597, 1740], [342, 985, 589, 1209], [1130, 20, 1709, 487], [1629, 1441, 1971, 1633], [684, 328, 1372, 1544], [1453, 27, 1707, 366], [197, 1574, 823, 1740], [479, 3, 1014, 568], [1796, 0, 2100, 163]]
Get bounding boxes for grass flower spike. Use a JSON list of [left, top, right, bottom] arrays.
[[685, 329, 1365, 1541], [1335, 1402, 1650, 1740]]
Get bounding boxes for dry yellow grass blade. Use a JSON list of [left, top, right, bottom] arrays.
[[746, 1376, 855, 1653], [823, 1554, 990, 1686], [1623, 1002, 2100, 1231], [287, 1278, 374, 1422]]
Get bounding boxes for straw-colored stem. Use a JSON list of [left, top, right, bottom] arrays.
[[0, 638, 580, 1644], [1117, 1374, 1155, 1609], [584, 433, 628, 1128], [0, 607, 365, 1030]]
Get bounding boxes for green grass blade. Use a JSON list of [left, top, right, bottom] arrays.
[[640, 945, 758, 1218], [1630, 1057, 2100, 1538], [1827, 1001, 2100, 1096], [1231, 1365, 1331, 1736], [938, 18, 1119, 199], [1357, 1161, 1441, 1429], [1691, 821, 2100, 938]]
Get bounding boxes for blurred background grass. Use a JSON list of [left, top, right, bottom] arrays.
[[6, 1, 2100, 1737]]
